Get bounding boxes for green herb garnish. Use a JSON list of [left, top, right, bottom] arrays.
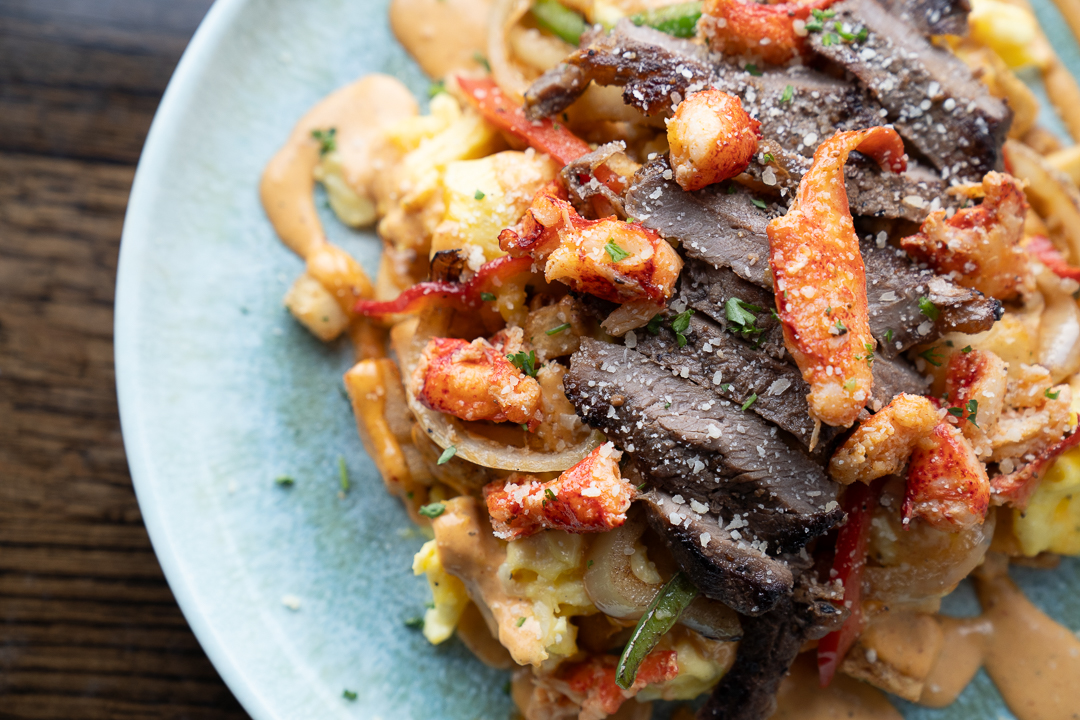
[[1046, 388, 1061, 400], [343, 690, 358, 701], [919, 346, 944, 367], [530, 0, 588, 44], [508, 350, 539, 377], [419, 502, 446, 518], [629, 1, 703, 37], [311, 127, 337, 156], [725, 297, 763, 338], [480, 292, 496, 302], [275, 476, 295, 487], [605, 238, 631, 262], [474, 189, 486, 200], [966, 399, 980, 428], [741, 393, 758, 411], [338, 456, 350, 492], [745, 63, 762, 76], [517, 616, 527, 627], [437, 445, 457, 465], [428, 80, 446, 98], [962, 345, 973, 353], [472, 51, 491, 71], [918, 296, 939, 321], [547, 323, 571, 336], [671, 309, 695, 347], [750, 197, 768, 210], [781, 84, 794, 104], [404, 617, 425, 629], [646, 314, 664, 336]]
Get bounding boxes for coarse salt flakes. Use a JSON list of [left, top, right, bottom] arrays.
[[690, 499, 709, 514], [700, 532, 712, 548]]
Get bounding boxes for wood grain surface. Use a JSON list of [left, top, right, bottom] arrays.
[[0, 2, 250, 717]]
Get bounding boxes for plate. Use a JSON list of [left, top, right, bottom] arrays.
[[114, 1, 1080, 718]]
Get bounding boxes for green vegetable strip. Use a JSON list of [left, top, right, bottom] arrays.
[[629, 2, 703, 38], [531, 0, 588, 45], [615, 572, 699, 689]]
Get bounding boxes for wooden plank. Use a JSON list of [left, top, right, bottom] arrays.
[[0, 0, 248, 716]]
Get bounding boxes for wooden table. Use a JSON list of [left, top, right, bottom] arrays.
[[0, 2, 249, 717]]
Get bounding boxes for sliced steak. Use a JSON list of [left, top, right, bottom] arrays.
[[697, 585, 841, 720], [640, 489, 793, 615], [625, 159, 779, 288], [565, 339, 843, 552], [862, 236, 1002, 356], [809, 0, 1010, 181], [637, 312, 819, 446], [879, 0, 970, 36], [524, 21, 713, 118]]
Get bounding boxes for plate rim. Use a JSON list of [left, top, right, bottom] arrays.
[[114, 0, 275, 717]]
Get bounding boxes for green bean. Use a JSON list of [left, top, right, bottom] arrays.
[[531, 0, 588, 45], [615, 572, 699, 689], [629, 1, 703, 38]]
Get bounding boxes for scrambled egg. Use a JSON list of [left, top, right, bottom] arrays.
[[412, 539, 470, 644], [637, 626, 738, 701], [968, 0, 1049, 69], [1013, 446, 1080, 556]]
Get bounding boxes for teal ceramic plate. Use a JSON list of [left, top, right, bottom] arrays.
[[115, 1, 1080, 718]]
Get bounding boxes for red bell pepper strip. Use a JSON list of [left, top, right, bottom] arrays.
[[456, 76, 624, 194], [1027, 234, 1080, 281], [354, 255, 534, 316], [817, 478, 883, 687]]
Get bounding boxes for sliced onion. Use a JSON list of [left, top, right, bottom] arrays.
[[397, 303, 603, 472], [488, 0, 532, 105], [680, 597, 742, 641], [1038, 290, 1080, 382], [584, 514, 661, 618]]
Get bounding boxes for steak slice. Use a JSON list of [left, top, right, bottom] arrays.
[[565, 339, 843, 552], [809, 0, 1010, 181], [862, 236, 1002, 356], [639, 261, 928, 437], [640, 489, 793, 615], [524, 21, 714, 118], [625, 160, 779, 289], [879, 0, 970, 35]]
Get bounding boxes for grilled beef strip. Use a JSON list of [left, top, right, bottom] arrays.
[[879, 0, 971, 36], [524, 21, 714, 118], [808, 0, 1010, 182], [565, 339, 844, 553], [862, 235, 1003, 356], [697, 589, 840, 720], [640, 489, 794, 615], [637, 261, 927, 441]]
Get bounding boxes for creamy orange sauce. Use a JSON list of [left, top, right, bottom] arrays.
[[920, 570, 1080, 720], [259, 73, 416, 259], [390, 0, 492, 79], [773, 655, 902, 720]]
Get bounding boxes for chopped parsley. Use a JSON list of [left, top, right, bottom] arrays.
[[546, 323, 571, 336], [428, 80, 446, 98], [480, 291, 496, 302], [725, 297, 763, 338], [311, 127, 337, 156], [761, 152, 774, 164], [646, 314, 664, 336], [275, 475, 295, 487], [404, 616, 425, 629], [1046, 388, 1061, 400], [741, 393, 758, 411], [919, 346, 944, 367], [948, 406, 964, 417], [750, 197, 768, 210], [545, 488, 557, 502], [587, 559, 595, 567], [843, 379, 856, 390], [419, 502, 446, 518], [517, 617, 527, 627], [781, 84, 794, 104], [744, 63, 762, 76], [858, 341, 875, 365], [805, 7, 837, 31], [338, 456, 350, 492], [671, 309, 695, 347], [474, 189, 486, 200], [917, 296, 939, 321], [962, 345, 973, 353], [472, 51, 491, 71], [343, 690, 358, 701], [821, 32, 838, 46], [507, 350, 539, 377], [884, 328, 894, 344], [605, 238, 631, 262], [966, 399, 980, 428], [437, 445, 457, 465], [834, 317, 848, 335], [726, 184, 738, 194], [720, 383, 732, 392]]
